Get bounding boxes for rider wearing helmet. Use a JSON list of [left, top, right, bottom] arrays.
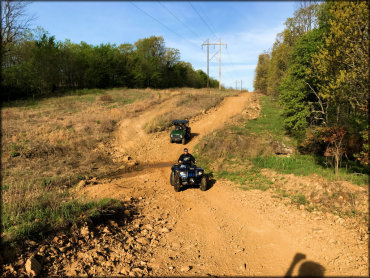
[[178, 148, 196, 165]]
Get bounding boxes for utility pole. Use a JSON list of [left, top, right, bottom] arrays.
[[202, 39, 227, 89], [201, 39, 210, 88], [235, 80, 238, 90], [240, 80, 242, 92], [218, 39, 222, 90], [206, 39, 209, 88]]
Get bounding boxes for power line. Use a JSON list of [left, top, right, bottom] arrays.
[[193, 2, 219, 40], [225, 46, 239, 86], [158, 1, 203, 41], [188, 1, 218, 40], [130, 1, 187, 41], [202, 39, 227, 90]]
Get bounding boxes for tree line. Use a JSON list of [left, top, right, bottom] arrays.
[[2, 30, 219, 101], [254, 1, 368, 173]]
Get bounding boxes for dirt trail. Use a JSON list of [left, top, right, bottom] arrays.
[[78, 92, 368, 276], [114, 92, 257, 164]]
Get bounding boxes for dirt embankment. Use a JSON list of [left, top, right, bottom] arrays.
[[2, 92, 368, 277]]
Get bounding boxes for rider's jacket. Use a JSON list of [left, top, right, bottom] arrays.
[[178, 153, 196, 164]]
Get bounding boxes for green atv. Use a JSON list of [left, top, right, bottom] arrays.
[[170, 120, 191, 144]]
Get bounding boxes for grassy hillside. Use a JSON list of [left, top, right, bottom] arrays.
[[1, 87, 161, 241], [1, 87, 235, 242], [195, 95, 368, 223]]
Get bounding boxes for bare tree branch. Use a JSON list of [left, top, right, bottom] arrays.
[[1, 0, 35, 54]]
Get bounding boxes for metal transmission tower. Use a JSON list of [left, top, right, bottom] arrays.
[[202, 39, 227, 89]]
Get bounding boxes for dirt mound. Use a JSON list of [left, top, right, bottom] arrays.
[[1, 197, 177, 277]]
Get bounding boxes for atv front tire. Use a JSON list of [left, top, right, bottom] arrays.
[[200, 176, 207, 191], [174, 172, 181, 192], [182, 138, 186, 145], [170, 171, 175, 186], [170, 138, 173, 143]]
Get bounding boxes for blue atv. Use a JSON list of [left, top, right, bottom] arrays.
[[170, 161, 207, 192]]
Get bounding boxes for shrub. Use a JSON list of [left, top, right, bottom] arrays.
[[99, 94, 114, 102]]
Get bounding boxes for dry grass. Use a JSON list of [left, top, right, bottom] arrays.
[[99, 94, 114, 102], [144, 88, 233, 133], [1, 87, 165, 240]]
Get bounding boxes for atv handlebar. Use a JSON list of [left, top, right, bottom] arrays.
[[178, 160, 197, 165]]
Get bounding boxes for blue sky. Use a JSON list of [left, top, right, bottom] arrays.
[[27, 1, 296, 90]]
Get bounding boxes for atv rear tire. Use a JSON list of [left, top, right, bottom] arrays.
[[174, 172, 181, 192], [170, 171, 175, 186], [182, 138, 186, 145], [200, 176, 207, 191]]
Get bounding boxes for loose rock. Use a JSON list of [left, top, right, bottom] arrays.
[[136, 237, 150, 245], [120, 266, 131, 275], [25, 256, 41, 276], [181, 266, 191, 272], [161, 227, 170, 233], [80, 226, 90, 237], [77, 180, 86, 189]]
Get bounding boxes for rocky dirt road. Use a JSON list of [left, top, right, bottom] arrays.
[[77, 92, 368, 276], [3, 92, 367, 277]]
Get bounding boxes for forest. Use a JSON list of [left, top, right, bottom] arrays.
[[2, 29, 219, 101], [253, 1, 368, 174]]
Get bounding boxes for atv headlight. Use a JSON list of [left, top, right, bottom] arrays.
[[170, 134, 173, 137], [179, 135, 183, 138], [179, 171, 186, 177], [197, 171, 203, 176]]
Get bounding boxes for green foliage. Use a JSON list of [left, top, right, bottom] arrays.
[[267, 37, 291, 96], [196, 95, 367, 192], [309, 1, 368, 165], [255, 1, 369, 169], [244, 96, 289, 143], [290, 193, 308, 206], [275, 188, 290, 198], [2, 34, 217, 101], [278, 28, 325, 138], [217, 167, 273, 191], [264, 2, 320, 96], [251, 155, 367, 186], [310, 2, 368, 110], [253, 52, 270, 93], [2, 195, 121, 241]]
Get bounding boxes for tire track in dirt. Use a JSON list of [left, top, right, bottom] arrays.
[[79, 92, 367, 276]]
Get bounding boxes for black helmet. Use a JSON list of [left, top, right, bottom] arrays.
[[184, 148, 188, 152]]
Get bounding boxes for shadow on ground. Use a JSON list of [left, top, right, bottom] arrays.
[[285, 253, 326, 277], [190, 132, 200, 139]]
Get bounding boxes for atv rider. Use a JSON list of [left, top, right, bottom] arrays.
[[178, 148, 196, 165]]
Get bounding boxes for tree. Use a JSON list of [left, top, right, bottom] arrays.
[[310, 1, 368, 119], [2, 30, 212, 100], [309, 1, 368, 165], [266, 2, 320, 96], [253, 52, 270, 93], [134, 36, 167, 88], [1, 0, 34, 57], [267, 35, 290, 96], [278, 28, 325, 138]]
